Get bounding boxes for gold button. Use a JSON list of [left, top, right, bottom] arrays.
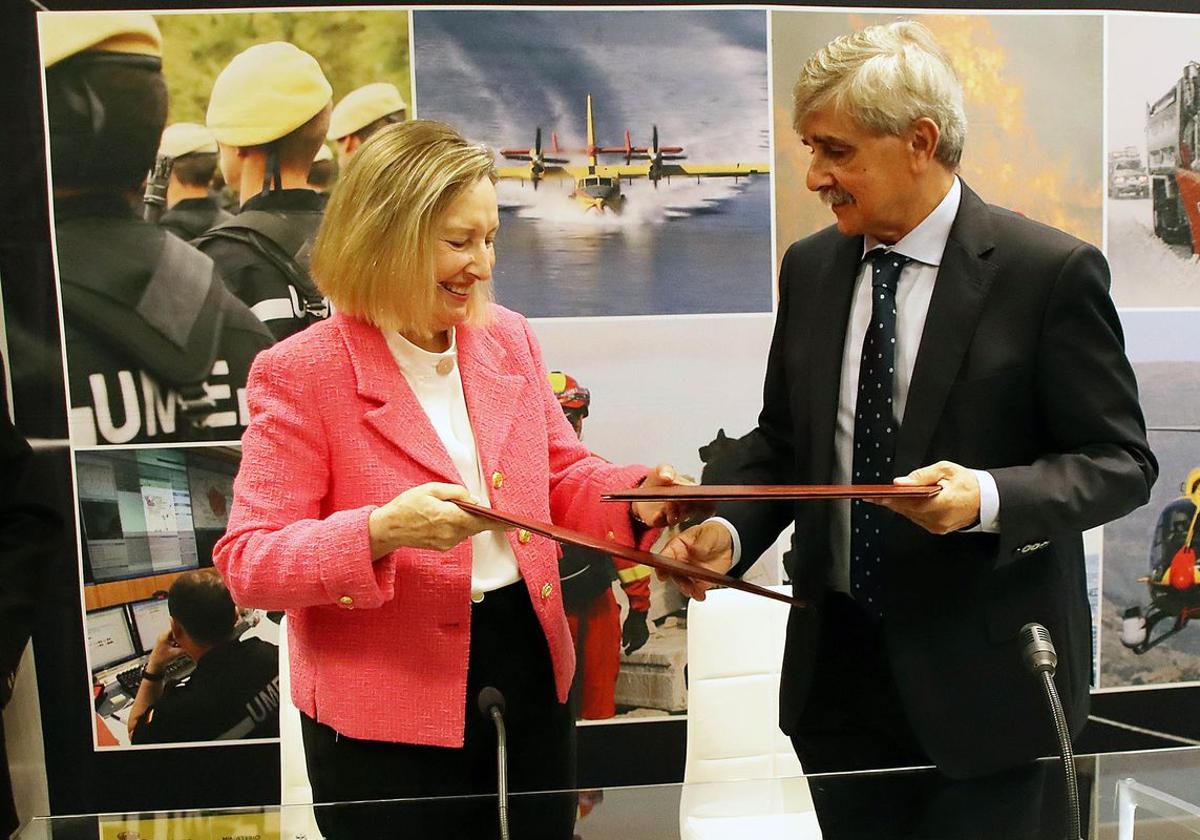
[[435, 357, 455, 376], [540, 582, 553, 600], [491, 471, 504, 490], [471, 590, 485, 604], [606, 530, 616, 541], [517, 529, 532, 545], [338, 595, 354, 607]]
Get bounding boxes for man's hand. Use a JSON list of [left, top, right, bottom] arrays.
[[658, 520, 734, 601], [621, 609, 650, 655], [146, 630, 186, 674], [880, 460, 981, 534], [631, 464, 716, 529]]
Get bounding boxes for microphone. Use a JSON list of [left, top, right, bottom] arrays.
[[1021, 621, 1058, 675], [478, 687, 510, 840], [1019, 623, 1082, 840]]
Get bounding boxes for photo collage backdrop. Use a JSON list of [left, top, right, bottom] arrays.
[[31, 5, 1200, 757]]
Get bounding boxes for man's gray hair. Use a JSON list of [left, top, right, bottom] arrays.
[[792, 21, 967, 169]]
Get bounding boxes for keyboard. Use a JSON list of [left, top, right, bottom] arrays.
[[115, 655, 194, 696]]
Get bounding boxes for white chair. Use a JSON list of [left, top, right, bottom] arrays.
[[680, 585, 823, 839], [278, 615, 324, 839]]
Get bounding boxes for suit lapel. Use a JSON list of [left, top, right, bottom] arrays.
[[336, 315, 460, 482], [893, 184, 998, 474], [807, 235, 865, 483], [457, 323, 524, 482]]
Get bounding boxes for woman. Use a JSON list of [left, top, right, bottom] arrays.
[[212, 121, 693, 839]]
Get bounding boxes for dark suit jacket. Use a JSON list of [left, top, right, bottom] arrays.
[[713, 182, 1157, 779]]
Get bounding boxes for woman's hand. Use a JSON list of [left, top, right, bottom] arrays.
[[368, 483, 501, 559], [630, 464, 716, 529]]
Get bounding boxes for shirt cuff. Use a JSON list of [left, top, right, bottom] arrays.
[[966, 469, 1001, 533], [708, 516, 743, 569]]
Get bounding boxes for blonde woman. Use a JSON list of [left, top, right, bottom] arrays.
[[214, 120, 693, 838]]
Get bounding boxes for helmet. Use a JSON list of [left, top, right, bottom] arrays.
[[159, 122, 218, 158], [1184, 467, 1200, 501], [548, 370, 590, 435], [549, 371, 590, 413], [206, 42, 332, 148], [328, 82, 408, 141], [40, 13, 161, 68]]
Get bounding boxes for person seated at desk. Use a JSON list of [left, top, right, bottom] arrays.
[[128, 570, 279, 744]]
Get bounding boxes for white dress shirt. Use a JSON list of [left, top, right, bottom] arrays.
[[383, 328, 521, 593], [719, 177, 1000, 589]]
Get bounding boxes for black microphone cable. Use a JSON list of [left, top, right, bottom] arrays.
[[1020, 622, 1082, 840], [478, 686, 510, 840]]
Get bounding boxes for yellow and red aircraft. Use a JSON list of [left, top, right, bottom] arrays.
[[497, 95, 769, 214]]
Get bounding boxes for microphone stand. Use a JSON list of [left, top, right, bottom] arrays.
[[1038, 666, 1082, 840], [489, 704, 510, 840], [1021, 623, 1083, 840], [478, 687, 511, 840]]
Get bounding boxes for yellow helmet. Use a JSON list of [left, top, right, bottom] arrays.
[[327, 82, 408, 140], [206, 42, 332, 148], [39, 12, 162, 68], [1184, 467, 1200, 503], [313, 143, 334, 163], [159, 122, 218, 158]]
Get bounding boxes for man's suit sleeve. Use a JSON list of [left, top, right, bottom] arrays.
[[990, 242, 1156, 563], [707, 245, 804, 574]]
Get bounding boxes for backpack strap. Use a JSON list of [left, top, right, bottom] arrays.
[[195, 209, 328, 319]]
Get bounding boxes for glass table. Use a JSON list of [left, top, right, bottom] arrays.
[[17, 746, 1200, 839]]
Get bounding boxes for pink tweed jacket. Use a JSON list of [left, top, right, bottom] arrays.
[[213, 307, 650, 747]]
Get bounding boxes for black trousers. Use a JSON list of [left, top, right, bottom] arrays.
[[792, 592, 1090, 839], [301, 582, 577, 839]]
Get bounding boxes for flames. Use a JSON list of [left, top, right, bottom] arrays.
[[923, 16, 1100, 244], [775, 14, 1102, 247]]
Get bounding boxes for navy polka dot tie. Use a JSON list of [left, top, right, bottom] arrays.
[[850, 250, 910, 618]]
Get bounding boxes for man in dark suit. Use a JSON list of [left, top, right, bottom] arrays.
[[665, 20, 1155, 795]]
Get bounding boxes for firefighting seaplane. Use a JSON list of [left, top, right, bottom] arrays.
[[1120, 466, 1200, 654], [496, 95, 769, 214]]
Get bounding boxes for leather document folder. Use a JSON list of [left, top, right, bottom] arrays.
[[453, 500, 805, 608], [603, 484, 941, 502]]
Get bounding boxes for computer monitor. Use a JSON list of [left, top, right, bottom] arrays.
[[86, 606, 138, 672], [130, 598, 172, 654], [77, 449, 202, 584]]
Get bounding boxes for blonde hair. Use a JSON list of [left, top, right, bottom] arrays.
[[792, 21, 967, 169], [311, 120, 496, 335]]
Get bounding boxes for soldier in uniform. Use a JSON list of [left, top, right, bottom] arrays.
[[194, 42, 333, 340], [327, 81, 408, 168], [156, 122, 232, 240], [550, 371, 653, 720], [41, 15, 274, 446], [307, 143, 337, 196]]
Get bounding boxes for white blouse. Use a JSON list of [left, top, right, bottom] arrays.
[[382, 328, 521, 594]]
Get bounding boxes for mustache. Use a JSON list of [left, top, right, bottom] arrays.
[[819, 186, 855, 207]]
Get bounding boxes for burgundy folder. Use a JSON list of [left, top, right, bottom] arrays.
[[453, 501, 805, 608], [603, 484, 941, 502]]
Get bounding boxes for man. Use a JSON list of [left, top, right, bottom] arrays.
[[128, 570, 279, 744], [666, 20, 1155, 789], [307, 143, 337, 196], [40, 15, 273, 446], [0, 357, 58, 836], [327, 81, 408, 167], [194, 42, 333, 340], [156, 122, 232, 240], [551, 371, 652, 720]]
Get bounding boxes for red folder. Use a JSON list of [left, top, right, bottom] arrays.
[[603, 484, 941, 502], [452, 501, 805, 609]]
